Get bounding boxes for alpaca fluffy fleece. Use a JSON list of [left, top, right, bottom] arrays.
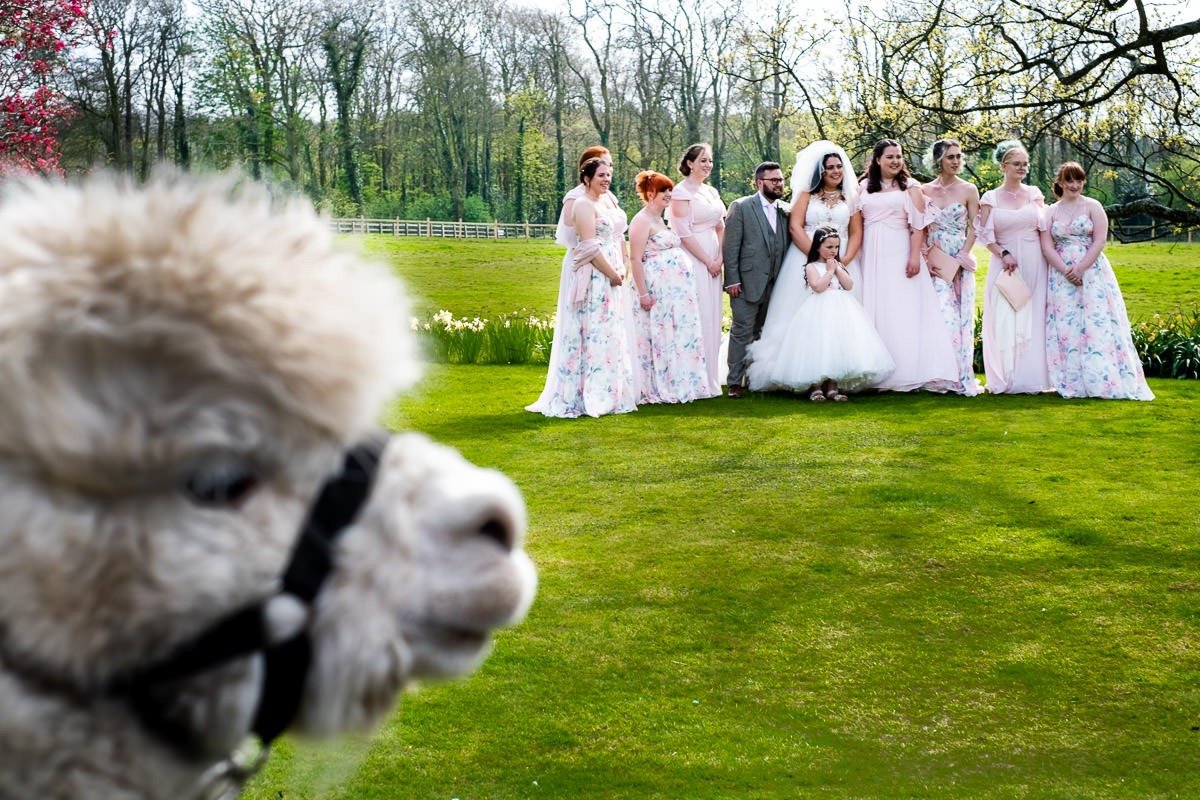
[[0, 174, 536, 799]]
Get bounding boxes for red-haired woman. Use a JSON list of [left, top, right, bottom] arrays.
[[1039, 162, 1152, 399], [528, 157, 637, 417], [628, 170, 712, 403], [669, 143, 725, 396]]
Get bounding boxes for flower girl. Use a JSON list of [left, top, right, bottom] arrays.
[[748, 226, 894, 401]]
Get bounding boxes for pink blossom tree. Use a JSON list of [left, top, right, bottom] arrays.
[[0, 0, 89, 174]]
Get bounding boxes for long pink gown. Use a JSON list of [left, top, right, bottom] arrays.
[[978, 185, 1051, 394], [859, 184, 958, 391], [669, 180, 725, 396]]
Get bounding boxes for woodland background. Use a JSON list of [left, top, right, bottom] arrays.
[[3, 0, 1199, 238]]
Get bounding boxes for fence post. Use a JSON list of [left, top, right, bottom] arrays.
[[525, 222, 530, 239], [458, 218, 464, 238], [426, 218, 431, 237]]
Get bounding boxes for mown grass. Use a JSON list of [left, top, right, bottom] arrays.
[[355, 236, 1199, 321], [246, 238, 1200, 799]]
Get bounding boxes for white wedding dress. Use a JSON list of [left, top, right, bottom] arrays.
[[748, 259, 894, 392], [750, 194, 861, 387]]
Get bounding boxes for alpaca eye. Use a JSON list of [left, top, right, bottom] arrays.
[[181, 461, 259, 508]]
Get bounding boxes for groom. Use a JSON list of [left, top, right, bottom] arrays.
[[722, 161, 789, 397]]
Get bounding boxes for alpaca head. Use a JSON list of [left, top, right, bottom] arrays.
[[0, 173, 535, 796]]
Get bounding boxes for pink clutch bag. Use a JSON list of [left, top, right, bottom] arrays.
[[995, 269, 1032, 311], [926, 245, 961, 283]]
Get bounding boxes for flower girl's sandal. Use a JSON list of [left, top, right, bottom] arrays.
[[827, 390, 849, 402], [809, 389, 826, 402]]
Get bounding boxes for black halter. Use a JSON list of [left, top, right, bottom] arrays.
[[110, 437, 384, 757]]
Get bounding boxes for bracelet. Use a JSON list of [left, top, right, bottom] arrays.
[[640, 292, 651, 299]]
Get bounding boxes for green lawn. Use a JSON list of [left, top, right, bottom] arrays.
[[355, 237, 1199, 321], [247, 238, 1200, 799]]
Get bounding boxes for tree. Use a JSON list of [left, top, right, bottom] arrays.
[[194, 0, 314, 181], [319, 0, 372, 213], [0, 0, 89, 173], [866, 0, 1200, 230]]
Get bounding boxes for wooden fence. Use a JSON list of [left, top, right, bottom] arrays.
[[329, 217, 558, 239]]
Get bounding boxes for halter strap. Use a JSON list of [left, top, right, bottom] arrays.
[[111, 437, 384, 755]]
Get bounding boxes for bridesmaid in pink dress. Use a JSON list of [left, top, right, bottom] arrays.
[[858, 139, 958, 391], [669, 143, 726, 397], [977, 140, 1051, 394]]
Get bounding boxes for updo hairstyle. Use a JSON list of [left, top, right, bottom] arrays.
[[578, 146, 610, 171], [580, 157, 606, 184], [928, 138, 962, 173], [635, 170, 674, 202], [993, 139, 1028, 165], [678, 143, 711, 176]]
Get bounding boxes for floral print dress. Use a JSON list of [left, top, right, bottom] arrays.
[[1044, 213, 1153, 400], [633, 229, 712, 403], [527, 205, 638, 417], [925, 202, 982, 395]]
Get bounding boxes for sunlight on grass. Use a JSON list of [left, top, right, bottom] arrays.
[[246, 240, 1200, 800]]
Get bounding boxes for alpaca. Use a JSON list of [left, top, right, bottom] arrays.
[[0, 173, 537, 799]]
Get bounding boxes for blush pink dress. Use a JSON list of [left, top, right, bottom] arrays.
[[978, 185, 1051, 394], [669, 180, 725, 396], [859, 183, 958, 391]]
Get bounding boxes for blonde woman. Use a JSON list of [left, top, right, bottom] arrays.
[[977, 140, 1051, 394], [921, 138, 982, 395]]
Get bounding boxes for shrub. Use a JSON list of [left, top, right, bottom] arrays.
[[1131, 305, 1200, 379]]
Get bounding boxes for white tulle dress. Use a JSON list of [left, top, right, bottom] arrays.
[[747, 260, 894, 392]]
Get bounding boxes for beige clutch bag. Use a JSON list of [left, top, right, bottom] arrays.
[[926, 245, 960, 283], [995, 269, 1032, 311]]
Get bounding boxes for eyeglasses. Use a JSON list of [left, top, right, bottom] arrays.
[[760, 177, 784, 184]]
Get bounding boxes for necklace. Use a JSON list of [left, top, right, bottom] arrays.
[[998, 184, 1023, 197], [932, 177, 956, 192]]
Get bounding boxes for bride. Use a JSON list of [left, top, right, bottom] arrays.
[[747, 140, 863, 391]]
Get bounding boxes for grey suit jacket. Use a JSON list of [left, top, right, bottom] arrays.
[[721, 193, 790, 304]]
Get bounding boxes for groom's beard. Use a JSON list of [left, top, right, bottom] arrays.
[[762, 186, 783, 201]]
